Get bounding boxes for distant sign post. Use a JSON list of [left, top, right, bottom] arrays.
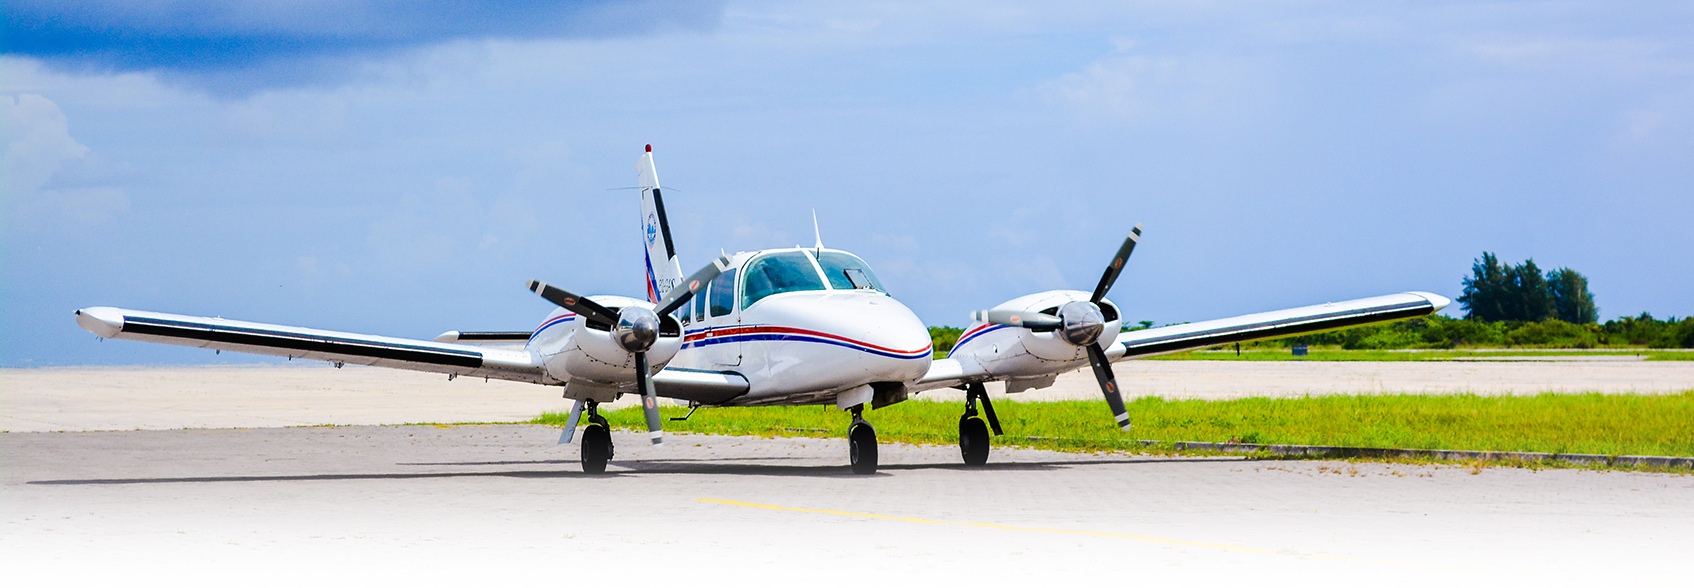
[[1292, 344, 1309, 357]]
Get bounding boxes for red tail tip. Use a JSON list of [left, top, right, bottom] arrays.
[[645, 144, 652, 152]]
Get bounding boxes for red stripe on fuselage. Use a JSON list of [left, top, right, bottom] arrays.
[[684, 325, 930, 356]]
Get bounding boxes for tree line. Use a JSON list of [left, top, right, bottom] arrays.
[[1457, 253, 1597, 324], [1266, 252, 1690, 349]]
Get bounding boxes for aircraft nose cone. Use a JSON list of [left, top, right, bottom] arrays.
[[752, 292, 933, 381], [849, 300, 933, 361]]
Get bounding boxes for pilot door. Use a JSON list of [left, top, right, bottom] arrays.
[[699, 267, 741, 366]]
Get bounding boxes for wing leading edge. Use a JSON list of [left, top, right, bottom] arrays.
[[75, 307, 548, 384], [1108, 291, 1450, 360]]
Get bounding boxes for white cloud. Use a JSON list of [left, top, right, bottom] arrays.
[[213, 91, 353, 147], [1028, 42, 1277, 131], [2, 93, 131, 229]]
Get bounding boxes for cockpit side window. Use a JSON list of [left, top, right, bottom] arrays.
[[816, 251, 885, 292], [741, 251, 827, 309], [708, 268, 737, 317], [692, 284, 706, 322]]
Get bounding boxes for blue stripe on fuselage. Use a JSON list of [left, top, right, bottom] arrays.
[[528, 314, 577, 343]]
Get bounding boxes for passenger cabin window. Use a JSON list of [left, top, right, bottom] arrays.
[[817, 251, 885, 292], [741, 251, 826, 309], [708, 268, 737, 317]]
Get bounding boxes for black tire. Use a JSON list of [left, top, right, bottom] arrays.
[[959, 416, 990, 466], [849, 422, 878, 475], [581, 425, 612, 474]]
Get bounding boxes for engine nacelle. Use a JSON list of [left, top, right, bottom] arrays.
[[1005, 291, 1121, 361], [540, 295, 683, 385], [951, 290, 1122, 380]]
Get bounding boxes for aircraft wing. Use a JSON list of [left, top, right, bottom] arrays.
[[433, 331, 534, 344], [1107, 291, 1449, 360], [912, 357, 975, 393], [74, 307, 548, 384], [912, 291, 1448, 393]]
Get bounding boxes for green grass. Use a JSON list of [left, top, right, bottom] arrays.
[[1143, 348, 1694, 361], [534, 392, 1694, 459]]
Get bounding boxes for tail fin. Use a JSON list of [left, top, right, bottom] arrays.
[[639, 145, 685, 303]]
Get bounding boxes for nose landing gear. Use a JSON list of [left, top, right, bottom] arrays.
[[959, 383, 1002, 466], [848, 405, 878, 475]]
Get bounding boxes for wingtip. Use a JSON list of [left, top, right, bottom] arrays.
[[75, 306, 124, 338], [1409, 291, 1453, 312]]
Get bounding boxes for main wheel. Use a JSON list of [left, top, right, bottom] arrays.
[[959, 416, 990, 466], [581, 424, 612, 474], [849, 422, 878, 475]]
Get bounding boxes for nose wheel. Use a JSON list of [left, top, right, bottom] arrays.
[[959, 416, 989, 465], [959, 383, 1002, 466], [580, 402, 614, 474], [848, 406, 878, 475]]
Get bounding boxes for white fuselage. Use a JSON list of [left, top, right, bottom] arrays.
[[525, 247, 933, 407]]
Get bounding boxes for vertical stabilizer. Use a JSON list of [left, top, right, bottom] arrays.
[[639, 145, 685, 303]]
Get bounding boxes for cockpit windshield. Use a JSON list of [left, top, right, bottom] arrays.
[[817, 251, 885, 292], [741, 251, 827, 309]]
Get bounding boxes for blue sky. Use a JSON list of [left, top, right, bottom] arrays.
[[5, 1, 1692, 366]]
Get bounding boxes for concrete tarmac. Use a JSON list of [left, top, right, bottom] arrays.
[[3, 424, 1688, 586], [7, 360, 1693, 432]]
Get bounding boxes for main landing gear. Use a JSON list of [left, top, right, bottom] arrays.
[[580, 401, 615, 474], [848, 405, 878, 475], [959, 383, 1003, 466]]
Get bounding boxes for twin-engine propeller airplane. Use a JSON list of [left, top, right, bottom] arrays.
[[76, 145, 1451, 474]]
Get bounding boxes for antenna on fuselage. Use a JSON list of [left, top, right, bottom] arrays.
[[812, 209, 824, 251]]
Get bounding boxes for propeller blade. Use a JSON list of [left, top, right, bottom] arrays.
[[1090, 224, 1143, 303], [655, 254, 731, 317], [635, 351, 664, 447], [970, 309, 1064, 331], [528, 280, 619, 326], [1085, 344, 1133, 431]]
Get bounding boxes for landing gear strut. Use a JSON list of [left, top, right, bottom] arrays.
[[959, 383, 1002, 466], [581, 401, 615, 474], [848, 405, 878, 475]]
